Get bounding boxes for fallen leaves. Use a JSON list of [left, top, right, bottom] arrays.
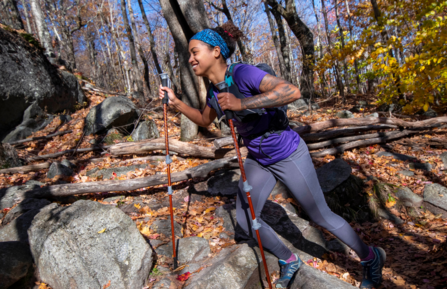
[[177, 272, 191, 281], [97, 228, 106, 234]]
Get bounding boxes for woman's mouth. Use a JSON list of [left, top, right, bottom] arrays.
[[192, 64, 198, 70]]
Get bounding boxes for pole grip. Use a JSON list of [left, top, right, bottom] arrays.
[[216, 81, 233, 121], [161, 78, 169, 105]]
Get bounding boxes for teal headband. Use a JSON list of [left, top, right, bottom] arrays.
[[190, 29, 230, 59]]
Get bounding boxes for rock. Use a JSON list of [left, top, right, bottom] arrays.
[[423, 184, 447, 218], [152, 278, 175, 289], [289, 121, 306, 128], [366, 112, 379, 118], [59, 114, 72, 123], [0, 143, 21, 168], [0, 28, 85, 142], [396, 187, 423, 207], [440, 152, 447, 167], [103, 128, 123, 145], [3, 102, 54, 143], [2, 198, 51, 225], [326, 238, 350, 255], [289, 99, 319, 111], [28, 200, 153, 289], [215, 205, 238, 234], [61, 159, 76, 169], [131, 120, 159, 141], [377, 208, 404, 225], [87, 164, 147, 179], [205, 169, 241, 196], [358, 100, 367, 106], [289, 264, 356, 289], [408, 162, 433, 171], [422, 108, 437, 118], [398, 170, 414, 177], [316, 159, 352, 193], [376, 151, 416, 162], [336, 110, 354, 118], [183, 244, 258, 289], [177, 237, 211, 264], [377, 103, 401, 113], [47, 161, 73, 179], [0, 242, 33, 289], [0, 180, 44, 210], [84, 96, 138, 135], [150, 218, 183, 238]]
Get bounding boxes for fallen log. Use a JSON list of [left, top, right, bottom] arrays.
[[8, 130, 73, 145], [295, 116, 447, 134], [26, 156, 238, 198], [28, 145, 112, 161], [309, 129, 428, 157]]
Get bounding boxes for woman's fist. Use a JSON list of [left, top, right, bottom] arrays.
[[159, 86, 178, 106], [217, 92, 242, 111]]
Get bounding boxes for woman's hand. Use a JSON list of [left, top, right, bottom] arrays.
[[217, 92, 242, 111], [159, 86, 178, 106]]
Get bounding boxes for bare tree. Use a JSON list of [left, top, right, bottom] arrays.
[[21, 0, 33, 33], [334, 0, 350, 93], [264, 2, 287, 78], [30, 0, 55, 59], [3, 0, 24, 29]]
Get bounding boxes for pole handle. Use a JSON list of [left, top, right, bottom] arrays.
[[161, 78, 169, 105]]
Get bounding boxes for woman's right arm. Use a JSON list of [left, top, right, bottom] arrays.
[[159, 86, 216, 127]]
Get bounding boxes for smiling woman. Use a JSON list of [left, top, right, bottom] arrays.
[[158, 21, 386, 289]]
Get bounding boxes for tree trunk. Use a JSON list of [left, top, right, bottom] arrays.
[[2, 0, 24, 29], [270, 7, 292, 83], [119, 0, 144, 101], [334, 1, 350, 93], [21, 0, 33, 33], [137, 0, 162, 75], [266, 0, 316, 99], [320, 0, 344, 98], [29, 0, 55, 58], [159, 0, 209, 141], [311, 0, 327, 96], [264, 2, 287, 78], [344, 0, 360, 93]]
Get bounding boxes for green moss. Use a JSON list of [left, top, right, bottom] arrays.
[[103, 132, 122, 145], [20, 32, 43, 49]]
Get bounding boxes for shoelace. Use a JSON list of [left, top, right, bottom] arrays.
[[363, 263, 370, 280]]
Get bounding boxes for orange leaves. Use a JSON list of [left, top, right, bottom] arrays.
[[102, 280, 111, 289], [177, 272, 191, 281]]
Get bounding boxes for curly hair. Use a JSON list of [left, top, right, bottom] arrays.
[[209, 21, 244, 59]]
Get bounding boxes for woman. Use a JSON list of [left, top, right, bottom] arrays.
[[159, 22, 385, 289]]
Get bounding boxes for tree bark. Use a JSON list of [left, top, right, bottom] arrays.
[[334, 1, 350, 93], [21, 0, 33, 33], [344, 0, 360, 92], [311, 0, 327, 96], [30, 0, 55, 58], [270, 7, 292, 83], [119, 0, 144, 101], [266, 0, 316, 99], [3, 0, 24, 29], [264, 2, 286, 77]]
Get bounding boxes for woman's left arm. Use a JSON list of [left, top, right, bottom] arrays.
[[241, 74, 301, 110]]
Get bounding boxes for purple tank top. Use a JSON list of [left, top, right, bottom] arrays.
[[207, 64, 300, 165]]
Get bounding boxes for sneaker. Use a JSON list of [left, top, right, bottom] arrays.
[[360, 247, 386, 288], [275, 253, 302, 288]]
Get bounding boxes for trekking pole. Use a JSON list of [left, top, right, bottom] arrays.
[[160, 73, 176, 261], [216, 81, 272, 289]]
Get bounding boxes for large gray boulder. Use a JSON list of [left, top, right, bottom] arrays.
[[0, 242, 33, 289], [440, 152, 447, 168], [28, 200, 153, 289], [2, 198, 51, 225], [177, 237, 211, 264], [150, 218, 183, 238], [0, 180, 44, 210], [131, 120, 159, 141], [0, 28, 85, 141], [47, 161, 73, 179], [316, 159, 352, 193], [423, 184, 447, 218], [289, 99, 319, 111], [84, 96, 138, 135], [396, 187, 423, 207], [183, 244, 258, 289]]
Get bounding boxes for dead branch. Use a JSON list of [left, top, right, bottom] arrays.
[[27, 156, 238, 198], [28, 145, 111, 161], [8, 130, 73, 145]]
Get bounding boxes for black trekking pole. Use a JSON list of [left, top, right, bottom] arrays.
[[160, 73, 176, 263], [215, 81, 272, 289]]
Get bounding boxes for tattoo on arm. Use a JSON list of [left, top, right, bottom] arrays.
[[240, 74, 300, 110]]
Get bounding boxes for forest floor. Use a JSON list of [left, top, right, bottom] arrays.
[[2, 90, 447, 289]]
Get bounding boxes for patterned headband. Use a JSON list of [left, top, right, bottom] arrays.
[[190, 29, 230, 59]]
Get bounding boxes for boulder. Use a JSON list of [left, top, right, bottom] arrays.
[[0, 28, 85, 141], [177, 237, 211, 264], [0, 242, 33, 289], [326, 238, 350, 255], [3, 102, 54, 143], [47, 161, 73, 179], [289, 99, 319, 111], [28, 200, 153, 289], [84, 96, 138, 135], [87, 164, 147, 179], [183, 244, 258, 289], [2, 198, 51, 225], [366, 112, 379, 118], [150, 218, 183, 238], [316, 159, 352, 193], [336, 110, 354, 119], [131, 120, 159, 141], [398, 170, 414, 177], [422, 108, 437, 118], [396, 187, 423, 207], [0, 143, 21, 168], [423, 184, 447, 218], [206, 169, 241, 196], [440, 152, 447, 167], [103, 128, 123, 145], [0, 180, 44, 210]]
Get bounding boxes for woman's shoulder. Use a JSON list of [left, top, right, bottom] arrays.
[[232, 63, 268, 94]]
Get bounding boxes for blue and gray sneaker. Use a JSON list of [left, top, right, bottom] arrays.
[[360, 247, 386, 288], [275, 253, 302, 288]]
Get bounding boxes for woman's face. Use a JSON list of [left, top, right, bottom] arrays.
[[188, 40, 220, 77]]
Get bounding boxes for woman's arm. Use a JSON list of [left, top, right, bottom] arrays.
[[159, 87, 217, 127], [217, 74, 301, 111]]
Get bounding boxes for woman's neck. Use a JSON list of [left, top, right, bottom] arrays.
[[206, 61, 228, 85]]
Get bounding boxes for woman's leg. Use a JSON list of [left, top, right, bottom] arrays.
[[236, 157, 294, 260], [270, 139, 370, 259]]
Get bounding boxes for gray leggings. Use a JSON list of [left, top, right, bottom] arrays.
[[236, 137, 370, 260]]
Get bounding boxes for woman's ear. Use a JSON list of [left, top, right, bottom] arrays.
[[213, 46, 221, 59]]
